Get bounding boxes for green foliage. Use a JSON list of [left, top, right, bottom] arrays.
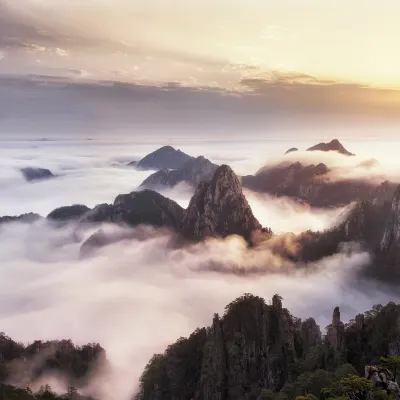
[[334, 364, 359, 379], [223, 293, 266, 316], [380, 356, 400, 379], [136, 327, 207, 400]]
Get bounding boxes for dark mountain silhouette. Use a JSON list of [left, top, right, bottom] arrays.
[[307, 139, 354, 156], [283, 139, 354, 157], [293, 182, 400, 280], [0, 213, 41, 225], [21, 167, 56, 182], [242, 161, 397, 208], [128, 145, 194, 170], [47, 205, 91, 221], [140, 155, 218, 189], [285, 147, 298, 154]]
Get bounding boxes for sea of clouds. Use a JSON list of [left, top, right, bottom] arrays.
[[1, 137, 400, 399]]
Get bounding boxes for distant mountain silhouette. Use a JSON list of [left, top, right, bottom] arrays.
[[285, 147, 298, 154], [128, 145, 194, 170], [21, 167, 55, 182], [284, 139, 354, 156], [307, 139, 354, 156], [140, 156, 218, 189]]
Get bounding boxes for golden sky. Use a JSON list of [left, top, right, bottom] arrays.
[[1, 0, 400, 89]]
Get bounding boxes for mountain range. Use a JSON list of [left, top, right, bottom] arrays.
[[2, 159, 400, 282], [130, 140, 395, 208]]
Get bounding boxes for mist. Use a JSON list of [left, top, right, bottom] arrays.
[[1, 218, 399, 400], [1, 138, 400, 399]]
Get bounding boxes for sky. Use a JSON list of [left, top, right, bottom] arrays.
[[1, 0, 400, 137]]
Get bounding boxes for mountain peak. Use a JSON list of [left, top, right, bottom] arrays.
[[135, 146, 193, 170], [181, 165, 262, 241], [307, 139, 354, 156]]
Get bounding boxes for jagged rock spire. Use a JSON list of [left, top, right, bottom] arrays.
[[181, 165, 263, 241]]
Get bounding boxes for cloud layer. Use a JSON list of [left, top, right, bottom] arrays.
[[1, 139, 400, 399]]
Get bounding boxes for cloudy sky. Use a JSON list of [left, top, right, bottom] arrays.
[[1, 0, 400, 136]]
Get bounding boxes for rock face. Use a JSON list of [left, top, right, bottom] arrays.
[[136, 297, 400, 400], [307, 139, 354, 156], [136, 295, 298, 400], [379, 185, 400, 269], [327, 307, 345, 351], [21, 167, 55, 182], [132, 145, 194, 170], [300, 318, 322, 355], [140, 156, 219, 189], [197, 295, 296, 399], [182, 165, 262, 241]]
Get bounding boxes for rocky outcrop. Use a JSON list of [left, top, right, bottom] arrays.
[[136, 298, 400, 400], [307, 139, 354, 156], [21, 167, 55, 182], [300, 318, 322, 355], [197, 295, 297, 399], [140, 156, 219, 189], [136, 295, 298, 400], [327, 307, 345, 351], [182, 165, 262, 241], [130, 145, 194, 170]]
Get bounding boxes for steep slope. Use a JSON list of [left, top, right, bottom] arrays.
[[307, 139, 354, 156], [182, 165, 262, 241], [140, 156, 219, 189], [294, 183, 398, 275], [131, 145, 194, 170]]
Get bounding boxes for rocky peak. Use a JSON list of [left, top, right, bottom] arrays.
[[307, 139, 354, 156], [327, 307, 345, 351], [135, 145, 193, 170], [381, 185, 400, 253], [181, 165, 263, 241]]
